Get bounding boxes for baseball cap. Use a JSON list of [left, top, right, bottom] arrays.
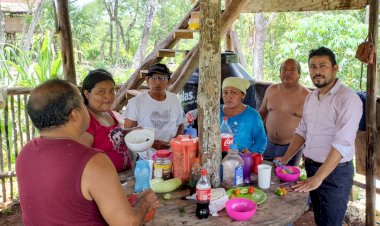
[[147, 63, 171, 78]]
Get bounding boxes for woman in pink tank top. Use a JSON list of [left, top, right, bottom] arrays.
[[79, 69, 135, 172]]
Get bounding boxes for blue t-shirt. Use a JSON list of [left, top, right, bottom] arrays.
[[220, 105, 267, 154]]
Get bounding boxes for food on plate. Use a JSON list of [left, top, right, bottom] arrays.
[[233, 189, 240, 195], [248, 186, 255, 194], [240, 187, 248, 194]]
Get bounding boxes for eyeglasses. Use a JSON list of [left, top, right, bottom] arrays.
[[149, 75, 169, 81]]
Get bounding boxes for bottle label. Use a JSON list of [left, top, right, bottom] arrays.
[[234, 166, 244, 186], [221, 136, 233, 152], [196, 188, 211, 202], [154, 163, 172, 180]]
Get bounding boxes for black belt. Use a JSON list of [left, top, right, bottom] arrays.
[[305, 157, 352, 167]]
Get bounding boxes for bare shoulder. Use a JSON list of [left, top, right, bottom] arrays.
[[265, 84, 281, 95], [299, 85, 312, 96], [81, 152, 121, 200]]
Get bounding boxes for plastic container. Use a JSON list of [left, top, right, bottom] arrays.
[[221, 144, 244, 188], [189, 157, 201, 195], [196, 169, 211, 219], [225, 198, 257, 221], [134, 160, 151, 192], [275, 166, 300, 182], [153, 150, 172, 180], [240, 152, 253, 184], [251, 154, 263, 174], [188, 18, 200, 30], [221, 117, 233, 158], [170, 135, 198, 182]]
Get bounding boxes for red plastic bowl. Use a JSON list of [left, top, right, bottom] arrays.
[[275, 166, 300, 182], [225, 198, 257, 221]]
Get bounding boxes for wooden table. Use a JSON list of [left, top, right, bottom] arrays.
[[121, 165, 308, 226]]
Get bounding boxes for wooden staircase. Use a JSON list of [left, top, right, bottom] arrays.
[[114, 0, 250, 111]]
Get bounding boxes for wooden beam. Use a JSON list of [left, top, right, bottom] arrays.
[[174, 29, 196, 39], [56, 0, 76, 85], [113, 1, 200, 111], [366, 0, 378, 224], [157, 49, 190, 58], [243, 0, 369, 13]]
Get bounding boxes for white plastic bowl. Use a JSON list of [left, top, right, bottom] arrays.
[[124, 128, 155, 152]]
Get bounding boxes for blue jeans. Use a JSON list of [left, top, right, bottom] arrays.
[[305, 159, 354, 226], [263, 141, 303, 166]]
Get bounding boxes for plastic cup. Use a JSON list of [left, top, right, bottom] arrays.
[[251, 154, 263, 174], [258, 164, 272, 189]]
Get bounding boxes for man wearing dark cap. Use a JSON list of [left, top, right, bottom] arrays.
[[124, 63, 184, 149]]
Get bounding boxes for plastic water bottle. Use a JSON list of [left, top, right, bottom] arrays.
[[134, 160, 151, 193], [221, 144, 244, 188], [220, 117, 234, 159], [196, 169, 211, 219]]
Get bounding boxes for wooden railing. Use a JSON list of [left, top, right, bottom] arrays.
[[0, 87, 35, 204]]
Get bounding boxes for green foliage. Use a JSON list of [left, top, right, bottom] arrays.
[[0, 32, 62, 87], [235, 10, 370, 92]]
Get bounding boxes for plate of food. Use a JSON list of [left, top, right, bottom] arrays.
[[226, 186, 266, 205]]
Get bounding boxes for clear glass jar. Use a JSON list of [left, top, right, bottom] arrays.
[[153, 150, 172, 180]]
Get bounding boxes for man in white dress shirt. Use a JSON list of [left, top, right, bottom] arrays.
[[275, 47, 362, 226]]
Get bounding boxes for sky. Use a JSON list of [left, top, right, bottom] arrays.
[[74, 0, 94, 7]]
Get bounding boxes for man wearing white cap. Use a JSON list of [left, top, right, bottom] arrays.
[[220, 77, 267, 154]]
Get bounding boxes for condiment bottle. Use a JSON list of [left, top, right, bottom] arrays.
[[153, 150, 172, 180]]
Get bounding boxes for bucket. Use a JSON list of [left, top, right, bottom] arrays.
[[170, 135, 198, 182]]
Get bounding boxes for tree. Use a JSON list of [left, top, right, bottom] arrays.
[[252, 12, 274, 80], [22, 0, 46, 52], [132, 0, 157, 69], [0, 1, 4, 51]]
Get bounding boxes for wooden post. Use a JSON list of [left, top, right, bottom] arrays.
[[198, 0, 222, 187], [56, 0, 76, 85], [365, 0, 378, 225]]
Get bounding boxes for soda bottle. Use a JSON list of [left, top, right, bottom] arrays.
[[134, 160, 151, 193], [195, 169, 211, 219], [221, 144, 244, 188], [220, 117, 233, 159], [189, 157, 201, 195]]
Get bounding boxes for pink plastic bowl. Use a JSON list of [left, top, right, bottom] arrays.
[[275, 166, 300, 182], [225, 198, 257, 221]]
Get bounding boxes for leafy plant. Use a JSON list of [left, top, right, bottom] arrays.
[[0, 32, 62, 87]]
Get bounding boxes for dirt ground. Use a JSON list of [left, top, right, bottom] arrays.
[[0, 202, 316, 226]]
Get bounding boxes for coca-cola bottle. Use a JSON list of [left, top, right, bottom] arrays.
[[195, 169, 211, 219], [189, 157, 201, 196], [221, 117, 234, 159]]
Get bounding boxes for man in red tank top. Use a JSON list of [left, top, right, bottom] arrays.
[[16, 79, 158, 225]]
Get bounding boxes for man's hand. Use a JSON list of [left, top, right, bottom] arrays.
[[152, 140, 170, 150], [291, 175, 323, 192], [140, 189, 159, 211], [274, 156, 288, 166]]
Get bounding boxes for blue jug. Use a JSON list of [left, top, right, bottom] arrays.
[[134, 160, 151, 193], [184, 125, 197, 138]]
